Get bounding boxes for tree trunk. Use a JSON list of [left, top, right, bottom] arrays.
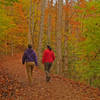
[[28, 0, 32, 44], [47, 0, 52, 45], [11, 34, 14, 56], [11, 42, 14, 56], [5, 32, 8, 56], [64, 0, 69, 72], [38, 0, 46, 66], [31, 1, 35, 48], [56, 0, 63, 74]]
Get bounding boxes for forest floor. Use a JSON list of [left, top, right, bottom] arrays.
[[0, 54, 100, 100]]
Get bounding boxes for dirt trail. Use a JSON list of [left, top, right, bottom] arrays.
[[0, 54, 100, 100]]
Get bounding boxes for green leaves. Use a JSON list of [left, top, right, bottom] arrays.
[[67, 0, 100, 87], [0, 0, 19, 6]]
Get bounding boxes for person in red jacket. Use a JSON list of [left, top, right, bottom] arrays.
[[42, 45, 55, 82]]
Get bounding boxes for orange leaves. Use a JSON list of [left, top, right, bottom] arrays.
[[90, 6, 96, 11], [13, 2, 26, 20], [63, 5, 70, 13], [79, 0, 87, 8], [79, 36, 86, 41], [0, 66, 24, 99], [70, 20, 80, 26]]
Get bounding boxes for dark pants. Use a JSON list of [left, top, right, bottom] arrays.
[[44, 62, 52, 82]]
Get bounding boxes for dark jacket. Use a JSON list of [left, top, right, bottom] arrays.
[[22, 48, 38, 66]]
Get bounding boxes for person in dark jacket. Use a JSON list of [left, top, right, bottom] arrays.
[[22, 44, 38, 84], [42, 45, 55, 82]]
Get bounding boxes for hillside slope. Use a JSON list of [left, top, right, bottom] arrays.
[[0, 54, 100, 100]]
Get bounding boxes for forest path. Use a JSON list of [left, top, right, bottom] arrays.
[[0, 54, 100, 100]]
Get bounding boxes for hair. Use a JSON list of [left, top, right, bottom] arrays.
[[47, 45, 52, 51], [28, 44, 32, 49]]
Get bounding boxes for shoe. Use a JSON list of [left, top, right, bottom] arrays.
[[46, 76, 51, 82]]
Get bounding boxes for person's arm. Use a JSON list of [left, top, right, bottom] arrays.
[[42, 51, 46, 64], [52, 52, 55, 61], [22, 52, 26, 64], [34, 52, 38, 66]]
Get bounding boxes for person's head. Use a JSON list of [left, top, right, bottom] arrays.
[[28, 44, 32, 49], [47, 45, 52, 51]]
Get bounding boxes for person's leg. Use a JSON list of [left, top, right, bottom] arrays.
[[48, 63, 52, 73], [29, 62, 34, 84], [47, 63, 52, 81], [30, 62, 34, 76], [26, 62, 33, 84], [44, 63, 49, 82], [45, 63, 52, 82]]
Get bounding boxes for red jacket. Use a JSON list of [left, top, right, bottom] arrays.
[[42, 49, 55, 64]]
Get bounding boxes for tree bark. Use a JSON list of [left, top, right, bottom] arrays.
[[28, 0, 32, 44], [47, 0, 52, 45], [5, 32, 8, 56], [31, 1, 35, 48], [56, 0, 63, 74], [64, 0, 69, 71], [38, 0, 46, 66]]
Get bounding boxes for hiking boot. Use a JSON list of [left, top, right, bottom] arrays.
[[46, 76, 51, 82]]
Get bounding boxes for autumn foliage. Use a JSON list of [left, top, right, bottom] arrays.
[[0, 0, 100, 94]]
